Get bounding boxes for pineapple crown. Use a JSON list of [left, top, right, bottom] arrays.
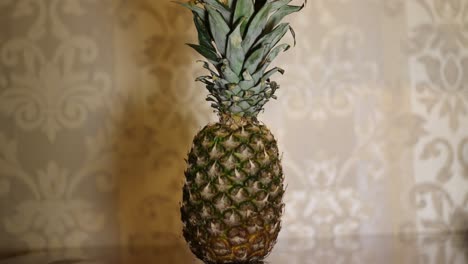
[[178, 0, 305, 119]]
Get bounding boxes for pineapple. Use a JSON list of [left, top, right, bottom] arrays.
[[178, 0, 304, 262]]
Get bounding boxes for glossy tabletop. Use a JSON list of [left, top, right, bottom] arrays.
[[1, 233, 467, 264]]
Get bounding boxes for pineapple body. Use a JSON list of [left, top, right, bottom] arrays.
[[181, 117, 284, 263]]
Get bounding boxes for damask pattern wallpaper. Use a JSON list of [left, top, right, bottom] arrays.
[[0, 0, 466, 260]]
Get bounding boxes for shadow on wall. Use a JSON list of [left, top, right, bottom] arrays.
[[111, 0, 201, 260]]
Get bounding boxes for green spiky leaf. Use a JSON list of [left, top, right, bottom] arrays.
[[221, 59, 240, 83], [197, 60, 220, 77], [252, 43, 290, 83], [227, 18, 246, 75], [187, 43, 219, 63], [242, 70, 253, 81], [193, 12, 215, 51], [175, 1, 207, 21], [228, 84, 242, 95], [206, 5, 230, 56], [269, 0, 292, 10], [239, 80, 254, 90], [202, 0, 231, 23], [242, 0, 291, 51], [244, 45, 267, 74], [233, 0, 255, 34], [253, 23, 290, 52], [242, 3, 272, 51], [238, 100, 252, 110], [263, 43, 291, 68], [196, 75, 214, 85], [250, 80, 265, 94], [262, 67, 285, 81], [267, 4, 304, 31], [239, 71, 255, 90], [214, 77, 229, 90], [224, 0, 235, 9], [289, 25, 297, 46]]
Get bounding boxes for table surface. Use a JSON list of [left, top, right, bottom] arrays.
[[1, 233, 467, 264]]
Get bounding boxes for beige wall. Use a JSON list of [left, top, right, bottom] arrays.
[[0, 0, 467, 256]]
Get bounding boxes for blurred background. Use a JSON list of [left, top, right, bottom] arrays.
[[0, 0, 466, 261]]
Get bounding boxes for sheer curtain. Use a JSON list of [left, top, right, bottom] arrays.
[[0, 0, 466, 258]]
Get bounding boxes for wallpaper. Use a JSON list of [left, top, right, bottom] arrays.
[[0, 0, 466, 260]]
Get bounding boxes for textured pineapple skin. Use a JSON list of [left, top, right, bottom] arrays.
[[181, 120, 284, 263]]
